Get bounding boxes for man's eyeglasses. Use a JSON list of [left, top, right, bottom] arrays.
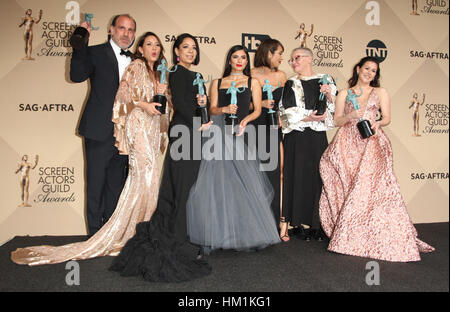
[[288, 55, 309, 65]]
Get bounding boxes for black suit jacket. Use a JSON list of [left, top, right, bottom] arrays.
[[70, 42, 120, 141]]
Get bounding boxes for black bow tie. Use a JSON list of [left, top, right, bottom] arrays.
[[120, 49, 132, 57]]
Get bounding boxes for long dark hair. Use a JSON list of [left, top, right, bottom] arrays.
[[222, 45, 251, 77], [133, 32, 165, 82], [172, 33, 200, 66], [254, 39, 284, 70], [348, 56, 381, 88]]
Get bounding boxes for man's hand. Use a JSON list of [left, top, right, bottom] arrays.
[[80, 21, 92, 34]]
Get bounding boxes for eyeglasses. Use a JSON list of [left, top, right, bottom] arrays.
[[288, 55, 309, 65]]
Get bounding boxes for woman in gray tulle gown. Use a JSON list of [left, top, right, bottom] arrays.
[[186, 45, 281, 254]]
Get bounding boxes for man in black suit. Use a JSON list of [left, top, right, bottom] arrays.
[[70, 14, 136, 235]]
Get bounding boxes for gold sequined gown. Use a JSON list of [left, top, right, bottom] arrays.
[[319, 89, 434, 262], [11, 59, 169, 266]]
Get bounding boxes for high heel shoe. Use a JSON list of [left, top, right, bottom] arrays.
[[279, 218, 290, 242], [311, 229, 326, 241], [293, 225, 311, 241]]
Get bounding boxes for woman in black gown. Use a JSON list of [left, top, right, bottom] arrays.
[[186, 45, 280, 253], [251, 39, 287, 240], [279, 47, 336, 241], [109, 33, 212, 282]]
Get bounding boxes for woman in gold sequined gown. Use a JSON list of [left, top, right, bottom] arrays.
[[319, 57, 434, 262], [11, 32, 170, 266]]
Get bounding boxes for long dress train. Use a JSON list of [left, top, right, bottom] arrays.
[[319, 88, 435, 262], [11, 59, 167, 266], [109, 65, 212, 282]]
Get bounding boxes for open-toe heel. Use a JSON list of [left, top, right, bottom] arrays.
[[279, 217, 290, 242]]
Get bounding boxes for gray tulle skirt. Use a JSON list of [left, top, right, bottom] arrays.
[[186, 115, 281, 251]]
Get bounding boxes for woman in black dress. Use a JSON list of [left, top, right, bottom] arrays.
[[279, 47, 336, 241], [186, 45, 280, 253], [251, 39, 287, 240], [109, 33, 212, 282]]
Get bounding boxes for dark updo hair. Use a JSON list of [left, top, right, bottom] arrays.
[[172, 33, 200, 66], [348, 56, 381, 88], [133, 32, 165, 82], [254, 39, 284, 70], [222, 45, 251, 77]]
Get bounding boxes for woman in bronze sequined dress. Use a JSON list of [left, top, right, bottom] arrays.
[[11, 32, 170, 266]]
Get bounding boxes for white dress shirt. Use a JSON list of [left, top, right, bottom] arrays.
[[109, 39, 132, 81], [279, 74, 336, 134]]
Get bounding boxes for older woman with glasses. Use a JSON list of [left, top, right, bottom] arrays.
[[278, 47, 336, 241]]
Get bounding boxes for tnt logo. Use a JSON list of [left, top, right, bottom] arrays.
[[366, 39, 388, 62], [242, 33, 271, 53]]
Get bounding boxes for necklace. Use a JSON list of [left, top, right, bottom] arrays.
[[230, 72, 244, 76]]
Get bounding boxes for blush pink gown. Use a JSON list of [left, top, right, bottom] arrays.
[[319, 89, 434, 262], [11, 60, 169, 266]]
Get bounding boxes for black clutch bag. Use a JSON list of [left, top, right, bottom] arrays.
[[152, 94, 167, 114], [198, 105, 210, 124], [357, 119, 374, 139], [314, 98, 327, 116]]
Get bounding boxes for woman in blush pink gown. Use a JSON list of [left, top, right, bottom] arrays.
[[11, 32, 170, 266], [319, 56, 434, 262]]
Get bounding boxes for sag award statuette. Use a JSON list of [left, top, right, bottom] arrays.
[[347, 88, 374, 139], [193, 73, 212, 124], [15, 155, 39, 207], [315, 74, 330, 116], [262, 79, 278, 128], [226, 81, 246, 135], [69, 13, 98, 50], [153, 60, 177, 114], [85, 13, 100, 30]]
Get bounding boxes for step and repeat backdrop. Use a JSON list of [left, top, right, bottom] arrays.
[[0, 0, 448, 244]]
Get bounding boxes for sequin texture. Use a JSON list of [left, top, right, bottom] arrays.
[[11, 60, 169, 266]]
